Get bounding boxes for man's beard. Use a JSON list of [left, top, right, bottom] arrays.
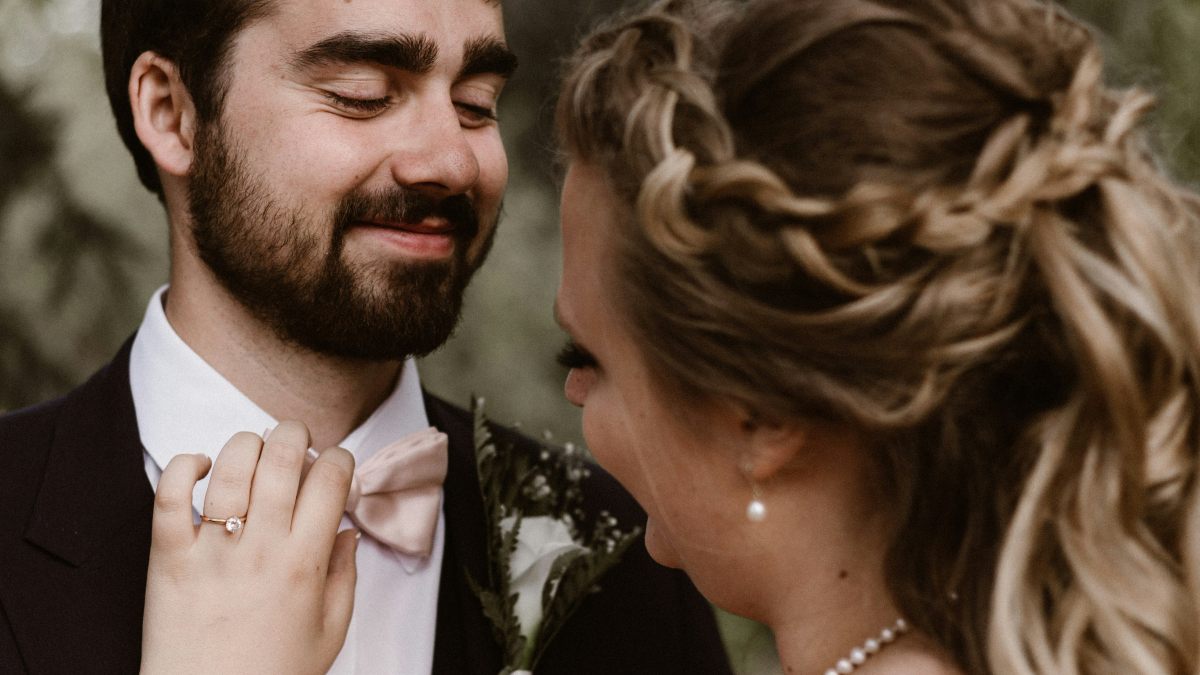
[[186, 119, 496, 360]]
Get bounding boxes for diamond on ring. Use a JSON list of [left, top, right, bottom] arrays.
[[200, 513, 247, 533]]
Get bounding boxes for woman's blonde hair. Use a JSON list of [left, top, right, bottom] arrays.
[[556, 0, 1200, 671]]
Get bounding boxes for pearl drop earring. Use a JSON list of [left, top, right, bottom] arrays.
[[746, 484, 767, 523]]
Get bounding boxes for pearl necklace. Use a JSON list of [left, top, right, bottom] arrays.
[[823, 618, 909, 675]]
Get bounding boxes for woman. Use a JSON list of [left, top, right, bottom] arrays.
[[143, 0, 1200, 672]]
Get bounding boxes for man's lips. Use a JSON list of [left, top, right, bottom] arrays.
[[355, 218, 455, 235], [349, 218, 458, 258]]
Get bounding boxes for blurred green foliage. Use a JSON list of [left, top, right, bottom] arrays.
[[1066, 0, 1200, 183], [0, 6, 148, 410], [0, 0, 1197, 672]]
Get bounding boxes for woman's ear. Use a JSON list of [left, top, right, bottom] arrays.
[[736, 410, 808, 483], [129, 51, 197, 179]]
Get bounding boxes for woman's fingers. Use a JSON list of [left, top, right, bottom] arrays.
[[152, 453, 211, 552], [293, 446, 355, 550], [246, 421, 310, 533], [198, 431, 263, 545], [323, 528, 360, 647], [145, 428, 358, 674], [296, 447, 358, 658]]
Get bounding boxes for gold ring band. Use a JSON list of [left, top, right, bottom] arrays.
[[200, 514, 246, 533]]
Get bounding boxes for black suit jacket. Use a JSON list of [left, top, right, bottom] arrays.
[[0, 339, 731, 674]]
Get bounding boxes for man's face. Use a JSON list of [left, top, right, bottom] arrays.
[[187, 0, 513, 359]]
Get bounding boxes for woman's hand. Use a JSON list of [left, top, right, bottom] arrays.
[[141, 421, 358, 675]]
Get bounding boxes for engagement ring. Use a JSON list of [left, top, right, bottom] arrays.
[[200, 514, 246, 534]]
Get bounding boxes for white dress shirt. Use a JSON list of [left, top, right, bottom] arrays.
[[129, 286, 444, 674]]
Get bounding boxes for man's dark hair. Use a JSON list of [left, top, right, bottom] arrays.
[[101, 1, 275, 196]]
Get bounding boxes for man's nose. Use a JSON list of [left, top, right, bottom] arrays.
[[386, 100, 481, 197]]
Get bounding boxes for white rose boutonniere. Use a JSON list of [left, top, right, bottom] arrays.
[[502, 514, 587, 647], [466, 399, 641, 675]]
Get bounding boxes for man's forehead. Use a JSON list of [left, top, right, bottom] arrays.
[[263, 0, 505, 43], [231, 0, 508, 75]]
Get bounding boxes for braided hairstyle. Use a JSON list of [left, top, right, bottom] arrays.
[[556, 0, 1200, 671]]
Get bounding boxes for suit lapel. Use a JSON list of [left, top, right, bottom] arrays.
[[427, 394, 503, 675], [6, 337, 153, 672], [25, 339, 151, 565]]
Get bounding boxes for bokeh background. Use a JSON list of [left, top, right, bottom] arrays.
[[1, 0, 1198, 672]]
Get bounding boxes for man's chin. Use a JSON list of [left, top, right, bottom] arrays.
[[249, 272, 466, 361]]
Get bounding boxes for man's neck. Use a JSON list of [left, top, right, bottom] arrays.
[[163, 275, 403, 452]]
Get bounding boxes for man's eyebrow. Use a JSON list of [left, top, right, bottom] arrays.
[[459, 36, 518, 80], [291, 31, 438, 73]]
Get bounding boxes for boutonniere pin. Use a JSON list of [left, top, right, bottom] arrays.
[[466, 398, 642, 675]]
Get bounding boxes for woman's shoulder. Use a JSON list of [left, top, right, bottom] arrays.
[[862, 636, 964, 675]]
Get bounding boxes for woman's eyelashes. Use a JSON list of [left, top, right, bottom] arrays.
[[557, 339, 598, 370]]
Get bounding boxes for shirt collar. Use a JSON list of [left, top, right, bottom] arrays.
[[129, 285, 430, 515]]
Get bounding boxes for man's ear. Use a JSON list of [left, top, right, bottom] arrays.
[[129, 51, 197, 179]]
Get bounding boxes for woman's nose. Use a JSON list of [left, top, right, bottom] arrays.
[[563, 368, 593, 407]]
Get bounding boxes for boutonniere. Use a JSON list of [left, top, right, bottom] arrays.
[[466, 398, 642, 675]]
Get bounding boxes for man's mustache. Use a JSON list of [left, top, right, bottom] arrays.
[[334, 188, 480, 240]]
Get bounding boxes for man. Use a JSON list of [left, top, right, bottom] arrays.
[[0, 1, 731, 673]]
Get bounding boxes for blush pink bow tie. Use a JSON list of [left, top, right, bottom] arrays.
[[307, 427, 448, 557]]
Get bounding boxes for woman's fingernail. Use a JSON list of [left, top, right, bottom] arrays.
[[355, 530, 362, 541]]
